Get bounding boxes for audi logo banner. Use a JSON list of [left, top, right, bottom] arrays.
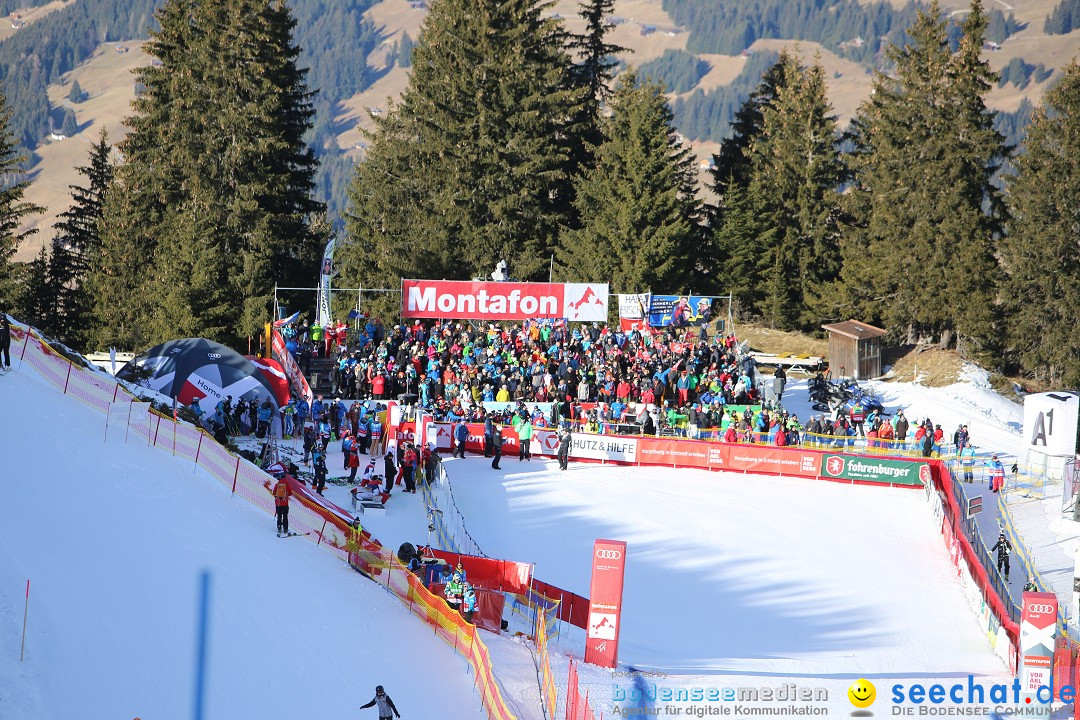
[[1019, 591, 1058, 702], [586, 539, 627, 669]]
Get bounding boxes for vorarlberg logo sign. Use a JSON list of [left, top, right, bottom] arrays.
[[596, 549, 622, 560]]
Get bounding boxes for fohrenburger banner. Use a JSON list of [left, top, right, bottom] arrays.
[[401, 280, 609, 322]]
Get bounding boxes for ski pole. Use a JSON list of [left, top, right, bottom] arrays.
[[20, 579, 29, 661]]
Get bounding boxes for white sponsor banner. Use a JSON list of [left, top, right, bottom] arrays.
[[617, 293, 651, 321], [531, 430, 637, 462]]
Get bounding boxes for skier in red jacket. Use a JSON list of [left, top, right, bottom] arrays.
[[273, 476, 292, 536]]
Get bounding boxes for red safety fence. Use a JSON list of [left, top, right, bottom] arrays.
[[7, 319, 520, 720], [421, 548, 533, 595], [565, 658, 601, 720]]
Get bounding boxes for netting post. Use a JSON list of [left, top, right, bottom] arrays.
[[316, 519, 328, 547], [231, 458, 240, 495], [62, 363, 73, 394], [17, 328, 29, 370], [194, 433, 204, 469]]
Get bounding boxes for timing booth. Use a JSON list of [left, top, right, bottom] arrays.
[[1022, 391, 1080, 486]]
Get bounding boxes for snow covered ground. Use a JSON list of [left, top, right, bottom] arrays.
[[4, 347, 1068, 720], [0, 365, 488, 720]]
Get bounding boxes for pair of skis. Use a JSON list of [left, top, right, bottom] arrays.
[[277, 531, 309, 538]]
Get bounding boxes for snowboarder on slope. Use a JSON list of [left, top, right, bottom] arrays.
[[360, 685, 401, 719]]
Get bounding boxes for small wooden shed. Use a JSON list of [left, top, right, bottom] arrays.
[[821, 320, 888, 380]]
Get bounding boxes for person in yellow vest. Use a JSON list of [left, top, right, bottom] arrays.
[[311, 322, 324, 357]]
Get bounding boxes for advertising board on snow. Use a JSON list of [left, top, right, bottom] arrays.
[[820, 455, 928, 486], [1019, 592, 1057, 702], [531, 430, 637, 462], [401, 280, 609, 322], [1022, 392, 1080, 457], [585, 539, 627, 669]]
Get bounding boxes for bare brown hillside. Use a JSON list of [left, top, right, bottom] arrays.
[[14, 0, 1080, 260]]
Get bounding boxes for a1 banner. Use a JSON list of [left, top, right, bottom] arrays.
[[1019, 592, 1057, 702], [401, 279, 609, 322], [585, 539, 627, 669]]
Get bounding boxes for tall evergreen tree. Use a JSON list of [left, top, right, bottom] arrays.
[[0, 88, 44, 311], [567, 0, 624, 159], [837, 0, 1006, 350], [51, 129, 112, 347], [748, 53, 845, 329], [555, 71, 701, 294], [344, 0, 581, 286], [708, 52, 844, 329], [1000, 60, 1080, 385], [90, 0, 323, 350], [15, 244, 51, 330]]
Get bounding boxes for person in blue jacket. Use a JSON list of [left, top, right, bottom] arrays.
[[453, 419, 468, 458], [462, 583, 478, 624]]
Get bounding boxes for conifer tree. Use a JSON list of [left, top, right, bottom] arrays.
[[1000, 60, 1080, 385], [0, 88, 44, 312], [750, 53, 845, 329], [344, 0, 581, 286], [51, 129, 112, 347], [90, 0, 323, 350], [708, 52, 844, 329], [567, 0, 624, 165], [556, 71, 701, 293], [837, 0, 1005, 349], [15, 245, 52, 331]]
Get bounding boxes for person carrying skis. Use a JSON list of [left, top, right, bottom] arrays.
[[991, 532, 1011, 581], [359, 685, 400, 720], [272, 474, 291, 536]]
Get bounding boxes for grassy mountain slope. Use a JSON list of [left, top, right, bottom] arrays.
[[12, 0, 1080, 261]]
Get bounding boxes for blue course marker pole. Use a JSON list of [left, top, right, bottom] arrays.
[[193, 571, 211, 720]]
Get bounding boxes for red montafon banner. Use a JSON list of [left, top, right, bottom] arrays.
[[401, 280, 609, 322], [585, 539, 627, 669]]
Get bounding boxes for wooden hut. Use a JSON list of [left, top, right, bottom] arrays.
[[821, 320, 888, 380]]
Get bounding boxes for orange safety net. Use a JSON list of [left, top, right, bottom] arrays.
[[535, 607, 559, 719]]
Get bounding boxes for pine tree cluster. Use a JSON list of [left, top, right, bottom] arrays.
[[0, 0, 1078, 387]]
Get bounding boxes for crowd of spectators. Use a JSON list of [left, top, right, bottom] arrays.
[[278, 315, 775, 438]]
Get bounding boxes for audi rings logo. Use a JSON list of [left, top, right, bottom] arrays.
[[596, 549, 622, 560], [207, 353, 222, 359], [1028, 603, 1055, 614]]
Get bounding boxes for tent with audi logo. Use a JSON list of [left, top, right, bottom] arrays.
[[117, 338, 285, 417]]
